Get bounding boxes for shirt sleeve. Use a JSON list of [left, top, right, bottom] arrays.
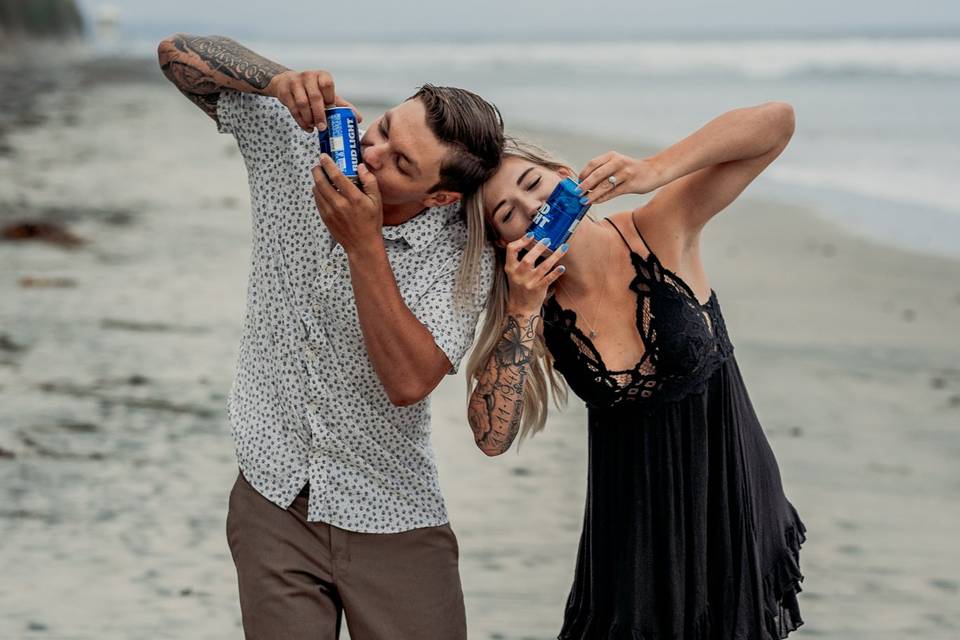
[[414, 244, 497, 375], [216, 89, 303, 163]]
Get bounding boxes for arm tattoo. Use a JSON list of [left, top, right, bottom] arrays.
[[468, 313, 539, 455], [173, 35, 288, 91], [159, 34, 289, 120], [160, 60, 222, 119]]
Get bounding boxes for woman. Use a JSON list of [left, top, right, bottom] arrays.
[[463, 102, 806, 639]]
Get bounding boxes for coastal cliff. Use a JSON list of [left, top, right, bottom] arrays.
[[0, 0, 84, 41]]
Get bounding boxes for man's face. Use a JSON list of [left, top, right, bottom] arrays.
[[359, 98, 457, 208]]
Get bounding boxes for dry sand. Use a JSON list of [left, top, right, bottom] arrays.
[[1, 55, 958, 639]]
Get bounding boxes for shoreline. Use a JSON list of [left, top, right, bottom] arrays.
[[6, 47, 956, 262]]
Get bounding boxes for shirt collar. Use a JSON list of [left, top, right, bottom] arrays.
[[380, 202, 462, 252]]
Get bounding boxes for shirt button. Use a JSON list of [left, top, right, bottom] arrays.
[[304, 344, 315, 358], [323, 264, 334, 274]]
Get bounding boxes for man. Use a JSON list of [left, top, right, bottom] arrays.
[[157, 34, 503, 639]]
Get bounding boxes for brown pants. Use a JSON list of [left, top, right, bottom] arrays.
[[226, 470, 467, 640]]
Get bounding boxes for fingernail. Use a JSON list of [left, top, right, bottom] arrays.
[[580, 196, 590, 205], [573, 186, 583, 196], [525, 232, 534, 239], [317, 122, 327, 131], [540, 238, 551, 248], [560, 243, 569, 252]]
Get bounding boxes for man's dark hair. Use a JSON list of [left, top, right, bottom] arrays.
[[406, 84, 504, 197]]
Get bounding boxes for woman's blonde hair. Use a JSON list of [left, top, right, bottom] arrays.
[[457, 137, 590, 444]]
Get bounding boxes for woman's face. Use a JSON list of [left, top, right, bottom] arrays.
[[483, 156, 572, 246]]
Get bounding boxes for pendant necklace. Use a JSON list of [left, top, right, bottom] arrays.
[[557, 226, 614, 340]]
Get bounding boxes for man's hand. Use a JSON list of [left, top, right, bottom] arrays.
[[267, 70, 362, 132], [312, 156, 383, 255]]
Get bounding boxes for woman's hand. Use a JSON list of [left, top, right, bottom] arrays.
[[578, 152, 664, 204], [504, 235, 568, 313]]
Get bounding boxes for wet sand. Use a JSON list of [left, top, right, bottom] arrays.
[[1, 54, 959, 639]]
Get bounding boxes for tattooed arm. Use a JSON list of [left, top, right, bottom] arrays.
[[156, 34, 290, 123], [157, 34, 355, 131], [468, 311, 540, 456], [468, 234, 567, 456]]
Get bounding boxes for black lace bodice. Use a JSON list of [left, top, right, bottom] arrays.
[[542, 218, 734, 410]]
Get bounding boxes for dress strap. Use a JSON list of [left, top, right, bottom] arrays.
[[603, 217, 632, 249], [603, 215, 654, 255], [626, 211, 654, 255]]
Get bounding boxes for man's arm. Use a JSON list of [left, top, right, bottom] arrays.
[[311, 156, 473, 407], [157, 34, 290, 123], [347, 240, 454, 407], [157, 34, 350, 131]]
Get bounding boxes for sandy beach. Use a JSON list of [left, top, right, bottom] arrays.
[[1, 52, 959, 639]]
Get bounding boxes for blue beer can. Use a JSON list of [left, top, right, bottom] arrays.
[[528, 177, 591, 248], [317, 106, 362, 182]]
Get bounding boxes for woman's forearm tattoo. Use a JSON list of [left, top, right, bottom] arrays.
[[468, 313, 539, 454]]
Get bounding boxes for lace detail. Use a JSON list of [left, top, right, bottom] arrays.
[[543, 241, 734, 410]]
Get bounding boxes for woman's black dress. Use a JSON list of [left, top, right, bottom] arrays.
[[541, 217, 806, 640]]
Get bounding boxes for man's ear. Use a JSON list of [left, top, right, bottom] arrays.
[[422, 190, 461, 208]]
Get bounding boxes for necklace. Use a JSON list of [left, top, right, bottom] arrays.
[[556, 222, 614, 339]]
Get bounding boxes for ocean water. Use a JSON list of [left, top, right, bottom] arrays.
[[115, 32, 960, 257]]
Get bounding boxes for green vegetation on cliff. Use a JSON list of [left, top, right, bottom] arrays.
[[0, 0, 85, 39]]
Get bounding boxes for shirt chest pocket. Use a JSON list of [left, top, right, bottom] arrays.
[[310, 243, 452, 329], [309, 242, 350, 317]]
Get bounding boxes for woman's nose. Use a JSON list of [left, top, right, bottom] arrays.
[[521, 195, 542, 219]]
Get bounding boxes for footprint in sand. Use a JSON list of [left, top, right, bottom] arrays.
[[837, 544, 864, 556], [928, 578, 958, 594]]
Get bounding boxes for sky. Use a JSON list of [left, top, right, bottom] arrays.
[[77, 0, 960, 41]]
